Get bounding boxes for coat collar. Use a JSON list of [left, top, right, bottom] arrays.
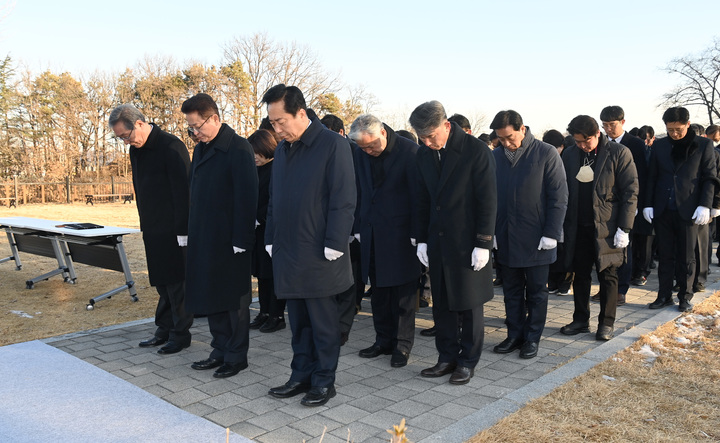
[[195, 123, 235, 167], [437, 122, 464, 192]]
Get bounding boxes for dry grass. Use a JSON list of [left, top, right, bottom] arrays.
[[0, 202, 157, 346], [469, 292, 720, 442]]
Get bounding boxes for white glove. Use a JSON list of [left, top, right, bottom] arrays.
[[354, 233, 361, 242], [265, 244, 272, 258], [177, 235, 188, 247], [233, 246, 246, 254], [255, 220, 260, 228], [537, 236, 557, 250], [324, 247, 343, 261], [635, 209, 638, 217], [493, 237, 497, 250], [471, 247, 490, 271], [642, 207, 654, 224], [712, 208, 720, 218], [693, 206, 711, 225], [613, 228, 630, 249], [411, 238, 417, 247], [417, 243, 429, 267]]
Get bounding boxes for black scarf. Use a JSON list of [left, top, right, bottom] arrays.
[[670, 127, 696, 166]]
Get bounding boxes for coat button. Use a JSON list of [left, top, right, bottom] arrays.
[[436, 206, 441, 211], [439, 232, 444, 236]]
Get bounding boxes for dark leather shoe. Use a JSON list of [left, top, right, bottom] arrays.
[[139, 337, 167, 347], [259, 316, 286, 333], [390, 350, 409, 368], [596, 325, 613, 341], [157, 341, 190, 355], [191, 357, 223, 370], [648, 296, 674, 309], [519, 341, 538, 359], [249, 313, 269, 329], [493, 278, 503, 287], [679, 299, 693, 312], [493, 337, 524, 354], [213, 361, 248, 378], [420, 326, 437, 337], [358, 344, 392, 358], [269, 381, 311, 398], [560, 322, 590, 335], [631, 276, 647, 286], [617, 293, 626, 306], [449, 366, 474, 385], [693, 283, 705, 292], [300, 386, 336, 407], [591, 292, 601, 302], [420, 361, 457, 378]]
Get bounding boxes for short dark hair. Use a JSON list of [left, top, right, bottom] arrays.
[[599, 106, 624, 122], [409, 101, 447, 136], [567, 115, 600, 138], [320, 114, 345, 134], [261, 84, 307, 116], [247, 129, 277, 159], [706, 125, 720, 137], [690, 123, 705, 136], [180, 93, 219, 119], [448, 114, 471, 132], [640, 125, 655, 138], [542, 129, 564, 148], [489, 130, 498, 141], [564, 135, 576, 148], [662, 107, 690, 124], [478, 133, 490, 144], [396, 129, 417, 144], [259, 117, 283, 144], [489, 110, 523, 131], [629, 127, 639, 136]]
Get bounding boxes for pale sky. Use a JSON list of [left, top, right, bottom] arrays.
[[1, 0, 718, 135]]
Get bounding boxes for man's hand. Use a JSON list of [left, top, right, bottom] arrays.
[[471, 247, 490, 271], [416, 243, 429, 267], [324, 247, 343, 261], [613, 228, 629, 249], [693, 206, 711, 225], [265, 244, 272, 258], [537, 236, 557, 250], [642, 207, 654, 224], [233, 246, 245, 254], [177, 235, 188, 247]]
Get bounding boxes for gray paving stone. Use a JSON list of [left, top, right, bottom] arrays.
[[158, 375, 204, 392], [162, 387, 211, 407], [320, 403, 371, 424], [255, 425, 311, 443], [246, 410, 297, 433], [205, 406, 253, 428], [347, 395, 396, 413]]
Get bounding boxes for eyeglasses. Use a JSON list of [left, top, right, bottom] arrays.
[[188, 115, 213, 134], [116, 127, 135, 141]]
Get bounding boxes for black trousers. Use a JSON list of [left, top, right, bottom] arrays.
[[154, 281, 193, 345], [499, 264, 549, 343], [694, 223, 709, 287], [207, 295, 250, 364], [631, 232, 654, 279], [350, 238, 365, 307], [257, 277, 286, 318], [572, 225, 618, 328], [369, 280, 417, 353], [617, 241, 632, 295], [336, 283, 357, 336], [287, 295, 341, 388], [656, 209, 696, 301]]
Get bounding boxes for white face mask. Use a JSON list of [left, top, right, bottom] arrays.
[[576, 165, 594, 183]]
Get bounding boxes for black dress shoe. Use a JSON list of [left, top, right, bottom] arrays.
[[420, 361, 457, 378], [249, 313, 269, 329], [191, 357, 223, 370], [157, 341, 190, 355], [358, 344, 392, 358], [493, 337, 524, 354], [519, 341, 538, 359], [560, 322, 590, 335], [631, 276, 647, 286], [617, 293, 626, 306], [300, 386, 336, 407], [693, 283, 705, 292], [420, 326, 437, 337], [138, 337, 167, 348], [591, 292, 601, 302], [390, 350, 409, 368], [269, 380, 311, 398], [259, 316, 286, 333], [213, 361, 248, 378], [493, 278, 503, 287], [679, 299, 693, 312], [648, 296, 674, 309], [596, 325, 613, 341], [449, 366, 474, 385]]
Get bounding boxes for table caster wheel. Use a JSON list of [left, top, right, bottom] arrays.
[[26, 281, 34, 289], [132, 296, 139, 302], [86, 304, 94, 311]]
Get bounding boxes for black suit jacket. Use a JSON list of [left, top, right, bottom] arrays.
[[617, 132, 652, 235]]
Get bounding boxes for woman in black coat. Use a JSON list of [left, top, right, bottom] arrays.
[[248, 129, 286, 333]]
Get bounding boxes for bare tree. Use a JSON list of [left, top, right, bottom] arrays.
[[661, 39, 720, 125]]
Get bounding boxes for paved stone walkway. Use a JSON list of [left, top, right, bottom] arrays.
[[46, 266, 719, 443]]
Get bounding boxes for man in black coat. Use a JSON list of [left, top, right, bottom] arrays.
[[182, 94, 258, 379], [110, 104, 193, 355], [348, 114, 421, 369], [263, 85, 356, 407], [490, 110, 568, 359], [412, 101, 497, 385], [643, 107, 717, 312]]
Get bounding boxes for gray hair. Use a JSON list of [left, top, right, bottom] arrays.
[[109, 104, 146, 130], [409, 100, 447, 136], [348, 114, 384, 141]]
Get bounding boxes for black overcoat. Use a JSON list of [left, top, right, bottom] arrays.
[[130, 125, 190, 286], [265, 118, 356, 299], [562, 136, 638, 272], [185, 124, 258, 314], [492, 130, 568, 268], [252, 161, 273, 279], [618, 132, 653, 235], [353, 124, 421, 287], [416, 122, 497, 311]]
